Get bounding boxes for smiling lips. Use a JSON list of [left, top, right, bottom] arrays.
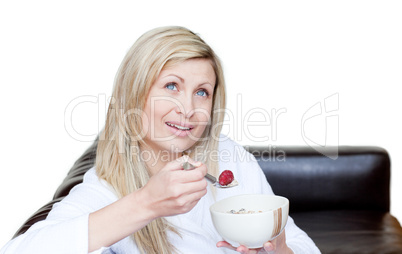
[[165, 121, 194, 137]]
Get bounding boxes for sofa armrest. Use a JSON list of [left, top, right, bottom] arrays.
[[245, 146, 391, 213]]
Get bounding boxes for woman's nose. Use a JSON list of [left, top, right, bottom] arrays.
[[175, 95, 195, 118]]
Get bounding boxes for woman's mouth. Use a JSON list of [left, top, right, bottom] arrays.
[[165, 122, 194, 137]]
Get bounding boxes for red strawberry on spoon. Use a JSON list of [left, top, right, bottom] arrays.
[[182, 162, 238, 188], [218, 170, 235, 186]]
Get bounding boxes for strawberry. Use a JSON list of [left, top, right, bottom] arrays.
[[218, 170, 234, 186]]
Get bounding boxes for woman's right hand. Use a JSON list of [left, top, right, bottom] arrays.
[[88, 155, 207, 251], [140, 155, 208, 218]]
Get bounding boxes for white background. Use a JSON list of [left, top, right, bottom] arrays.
[[1, 0, 401, 249]]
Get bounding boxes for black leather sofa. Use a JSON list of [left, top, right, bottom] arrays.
[[13, 141, 402, 253]]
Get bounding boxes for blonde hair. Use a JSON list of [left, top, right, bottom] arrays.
[[95, 26, 226, 254]]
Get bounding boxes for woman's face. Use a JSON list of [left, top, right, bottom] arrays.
[[142, 58, 216, 155]]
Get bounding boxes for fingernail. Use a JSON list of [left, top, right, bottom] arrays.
[[265, 244, 273, 251], [193, 161, 202, 166]]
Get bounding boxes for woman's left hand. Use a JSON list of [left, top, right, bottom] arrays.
[[216, 230, 293, 254]]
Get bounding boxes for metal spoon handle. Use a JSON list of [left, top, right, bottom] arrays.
[[183, 162, 217, 184], [205, 173, 217, 184], [182, 161, 195, 170]]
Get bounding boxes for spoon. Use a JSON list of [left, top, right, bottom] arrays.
[[182, 161, 238, 188]]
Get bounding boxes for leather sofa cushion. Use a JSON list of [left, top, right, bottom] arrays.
[[246, 146, 390, 212], [292, 210, 402, 254]]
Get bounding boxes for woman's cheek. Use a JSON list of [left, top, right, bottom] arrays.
[[194, 111, 211, 134]]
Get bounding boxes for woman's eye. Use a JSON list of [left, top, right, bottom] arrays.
[[165, 83, 177, 91], [196, 89, 209, 97]]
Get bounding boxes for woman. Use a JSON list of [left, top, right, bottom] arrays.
[[0, 26, 320, 254]]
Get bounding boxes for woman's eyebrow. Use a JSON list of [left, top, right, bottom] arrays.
[[163, 73, 214, 88], [198, 82, 214, 89], [163, 74, 184, 82]]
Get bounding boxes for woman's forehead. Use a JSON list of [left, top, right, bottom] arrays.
[[159, 59, 216, 82]]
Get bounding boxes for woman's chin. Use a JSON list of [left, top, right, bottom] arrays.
[[165, 142, 195, 154], [143, 132, 203, 155]]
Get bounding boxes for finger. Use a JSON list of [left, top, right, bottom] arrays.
[[188, 184, 208, 200], [184, 177, 208, 192], [170, 189, 207, 213], [264, 229, 286, 253], [170, 165, 207, 183], [185, 192, 207, 209], [263, 242, 274, 252], [237, 245, 262, 254], [169, 178, 208, 197], [184, 164, 207, 180], [216, 241, 237, 251], [162, 155, 202, 172], [236, 245, 250, 253], [176, 155, 202, 168], [159, 156, 192, 172], [162, 176, 207, 202], [185, 156, 202, 167]]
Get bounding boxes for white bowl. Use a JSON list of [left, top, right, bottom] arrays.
[[210, 194, 289, 248]]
